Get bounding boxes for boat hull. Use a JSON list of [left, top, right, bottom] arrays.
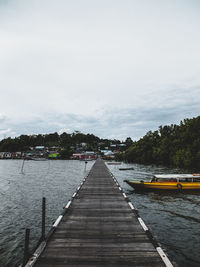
[[119, 168, 134, 171], [124, 180, 200, 191]]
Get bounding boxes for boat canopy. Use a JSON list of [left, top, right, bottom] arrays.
[[154, 174, 200, 179]]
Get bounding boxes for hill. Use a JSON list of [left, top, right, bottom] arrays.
[[121, 116, 200, 169]]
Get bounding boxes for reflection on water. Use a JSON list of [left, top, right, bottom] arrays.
[[1, 160, 200, 267], [0, 160, 94, 267], [108, 162, 200, 267]]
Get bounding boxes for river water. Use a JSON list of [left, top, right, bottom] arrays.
[[0, 160, 199, 267], [109, 162, 200, 267]]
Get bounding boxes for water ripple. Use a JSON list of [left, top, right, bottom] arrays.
[[108, 162, 200, 267], [0, 159, 93, 267]]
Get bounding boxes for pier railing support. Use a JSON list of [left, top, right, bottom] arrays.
[[41, 197, 46, 241], [22, 228, 30, 267]]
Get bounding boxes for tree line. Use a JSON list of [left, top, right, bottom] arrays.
[[2, 115, 199, 168], [0, 131, 121, 154], [116, 116, 200, 169]]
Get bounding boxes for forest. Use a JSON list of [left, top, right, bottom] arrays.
[[0, 131, 122, 154], [117, 116, 200, 169], [1, 115, 200, 168]]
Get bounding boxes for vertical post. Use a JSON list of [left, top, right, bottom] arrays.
[[22, 228, 30, 267], [84, 161, 88, 171], [21, 159, 25, 174], [41, 197, 46, 240]]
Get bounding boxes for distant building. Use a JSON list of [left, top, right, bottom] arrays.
[[71, 151, 97, 160], [48, 152, 59, 159], [35, 146, 45, 150], [80, 151, 97, 160], [0, 152, 12, 159], [101, 150, 113, 155], [11, 152, 22, 159], [81, 143, 87, 147], [110, 144, 117, 148], [119, 144, 126, 147], [0, 152, 4, 159], [71, 152, 82, 159]]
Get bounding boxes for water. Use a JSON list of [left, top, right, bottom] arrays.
[[107, 162, 200, 267], [0, 159, 94, 267], [0, 160, 200, 267]]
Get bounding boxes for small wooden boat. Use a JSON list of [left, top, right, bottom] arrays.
[[124, 174, 200, 191], [32, 158, 48, 161], [107, 162, 121, 165], [119, 167, 134, 171]]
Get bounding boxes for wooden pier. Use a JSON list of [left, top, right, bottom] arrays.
[[26, 159, 173, 267]]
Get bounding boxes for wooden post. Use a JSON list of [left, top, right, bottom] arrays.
[[41, 197, 46, 240], [22, 228, 30, 266], [21, 159, 25, 174]]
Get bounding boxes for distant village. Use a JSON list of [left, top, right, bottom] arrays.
[[0, 142, 127, 160]]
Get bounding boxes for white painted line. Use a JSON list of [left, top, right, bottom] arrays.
[[119, 187, 122, 191], [156, 247, 174, 267], [123, 193, 127, 198], [138, 217, 148, 231], [53, 215, 63, 228], [72, 192, 77, 198], [65, 200, 72, 209], [77, 186, 80, 191], [25, 241, 46, 267], [128, 202, 135, 210]]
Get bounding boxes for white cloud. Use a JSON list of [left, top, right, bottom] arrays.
[[0, 0, 200, 140], [0, 113, 6, 122]]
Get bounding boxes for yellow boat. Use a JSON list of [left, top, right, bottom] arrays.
[[124, 174, 200, 191]]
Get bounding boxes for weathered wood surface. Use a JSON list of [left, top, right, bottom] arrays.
[[34, 159, 166, 266]]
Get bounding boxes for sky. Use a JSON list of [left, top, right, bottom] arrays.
[[0, 0, 200, 141]]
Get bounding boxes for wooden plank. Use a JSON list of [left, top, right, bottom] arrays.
[[33, 159, 168, 267]]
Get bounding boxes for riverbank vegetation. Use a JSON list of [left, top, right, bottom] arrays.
[[117, 116, 200, 169], [0, 131, 126, 159], [1, 116, 200, 168]]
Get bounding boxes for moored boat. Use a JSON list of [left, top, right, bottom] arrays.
[[124, 174, 200, 191], [119, 167, 134, 171], [32, 158, 48, 161], [107, 162, 121, 165]]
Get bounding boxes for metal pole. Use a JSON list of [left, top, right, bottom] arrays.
[[41, 197, 46, 240], [22, 228, 30, 266]]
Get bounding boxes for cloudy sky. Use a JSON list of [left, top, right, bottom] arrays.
[[0, 0, 200, 140]]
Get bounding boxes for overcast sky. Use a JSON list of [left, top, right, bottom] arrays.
[[0, 0, 200, 141]]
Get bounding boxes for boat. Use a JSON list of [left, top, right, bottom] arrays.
[[119, 167, 134, 171], [79, 158, 93, 161], [107, 162, 121, 165], [31, 158, 48, 161], [124, 174, 200, 191]]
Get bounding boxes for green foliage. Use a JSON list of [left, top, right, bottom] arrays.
[[123, 116, 200, 168], [59, 148, 73, 159], [125, 137, 133, 148], [115, 152, 124, 161], [0, 131, 122, 158]]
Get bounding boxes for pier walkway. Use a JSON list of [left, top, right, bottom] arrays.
[[29, 159, 172, 266]]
